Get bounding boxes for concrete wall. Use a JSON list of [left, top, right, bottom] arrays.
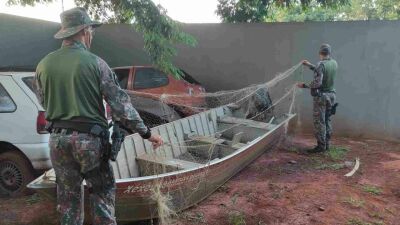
[[1, 14, 399, 140], [172, 22, 400, 141], [93, 21, 400, 140]]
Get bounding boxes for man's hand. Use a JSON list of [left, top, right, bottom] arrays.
[[296, 82, 306, 88], [148, 134, 163, 149], [302, 60, 311, 66]]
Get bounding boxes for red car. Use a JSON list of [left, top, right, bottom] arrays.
[[112, 66, 206, 127]]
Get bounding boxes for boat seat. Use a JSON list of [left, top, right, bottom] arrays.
[[217, 116, 276, 130], [185, 134, 226, 145], [136, 153, 204, 176]]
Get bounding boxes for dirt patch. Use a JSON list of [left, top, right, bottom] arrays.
[[1, 134, 399, 225], [174, 134, 400, 225]]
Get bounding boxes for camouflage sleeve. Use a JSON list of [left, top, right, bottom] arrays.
[[308, 62, 324, 89], [96, 58, 151, 138], [34, 72, 45, 108]]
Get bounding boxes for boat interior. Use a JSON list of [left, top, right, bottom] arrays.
[[113, 106, 285, 179]]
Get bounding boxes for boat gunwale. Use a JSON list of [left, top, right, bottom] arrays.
[[114, 113, 295, 184]]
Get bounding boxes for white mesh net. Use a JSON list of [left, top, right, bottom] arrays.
[[120, 63, 304, 224]]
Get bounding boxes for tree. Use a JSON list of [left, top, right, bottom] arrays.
[[341, 0, 400, 21], [219, 0, 400, 23], [216, 0, 349, 23], [7, 0, 197, 77]]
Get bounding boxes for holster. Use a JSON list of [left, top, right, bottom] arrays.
[[310, 88, 321, 97], [105, 122, 133, 162], [331, 103, 339, 115], [48, 120, 111, 159]]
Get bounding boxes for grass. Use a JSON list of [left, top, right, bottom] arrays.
[[362, 185, 383, 195], [368, 211, 385, 220], [347, 218, 385, 225], [179, 211, 205, 223], [342, 197, 364, 208], [228, 211, 246, 225], [316, 163, 346, 170], [26, 193, 42, 205], [325, 146, 349, 160]]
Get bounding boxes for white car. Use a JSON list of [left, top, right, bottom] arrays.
[[0, 72, 51, 196]]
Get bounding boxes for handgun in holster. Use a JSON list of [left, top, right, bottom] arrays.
[[331, 103, 339, 115]]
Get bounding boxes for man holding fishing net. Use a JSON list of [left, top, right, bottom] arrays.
[[35, 7, 163, 225], [297, 44, 338, 153]]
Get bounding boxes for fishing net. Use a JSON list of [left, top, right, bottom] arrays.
[[117, 62, 304, 224]]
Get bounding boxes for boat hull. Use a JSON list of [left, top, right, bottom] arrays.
[[28, 111, 295, 222]]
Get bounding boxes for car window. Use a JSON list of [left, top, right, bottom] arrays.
[[114, 69, 130, 89], [22, 77, 36, 92], [134, 68, 169, 89], [0, 83, 17, 112]]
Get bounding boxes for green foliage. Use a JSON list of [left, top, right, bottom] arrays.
[[216, 0, 270, 22], [267, 1, 342, 22], [217, 0, 400, 22], [8, 0, 196, 78], [216, 0, 348, 22], [362, 185, 383, 195]]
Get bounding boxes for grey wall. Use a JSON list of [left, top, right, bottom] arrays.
[[174, 22, 400, 141], [108, 21, 400, 141], [1, 14, 399, 140]]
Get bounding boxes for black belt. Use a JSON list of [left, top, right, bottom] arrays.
[[52, 128, 83, 135], [48, 121, 107, 137]]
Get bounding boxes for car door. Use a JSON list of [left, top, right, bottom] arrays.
[[0, 75, 38, 144]]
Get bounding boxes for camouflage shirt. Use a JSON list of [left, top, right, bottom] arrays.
[[304, 62, 324, 89], [35, 40, 150, 137]]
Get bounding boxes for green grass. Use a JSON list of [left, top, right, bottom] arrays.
[[316, 163, 346, 170], [342, 197, 364, 208], [325, 146, 349, 160], [347, 218, 384, 225], [228, 211, 246, 225], [362, 185, 383, 195]]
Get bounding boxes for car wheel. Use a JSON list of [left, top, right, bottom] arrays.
[[0, 151, 34, 197]]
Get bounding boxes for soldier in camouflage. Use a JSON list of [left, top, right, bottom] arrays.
[[35, 7, 163, 225], [297, 44, 338, 153]]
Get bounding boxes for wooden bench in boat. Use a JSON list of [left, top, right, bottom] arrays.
[[136, 154, 204, 176], [217, 116, 276, 130]]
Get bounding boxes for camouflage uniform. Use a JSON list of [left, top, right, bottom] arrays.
[[35, 8, 151, 225], [313, 91, 336, 149], [305, 59, 337, 150]]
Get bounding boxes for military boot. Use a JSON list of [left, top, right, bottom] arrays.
[[307, 142, 326, 153]]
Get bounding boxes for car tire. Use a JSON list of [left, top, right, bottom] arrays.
[[0, 151, 35, 197]]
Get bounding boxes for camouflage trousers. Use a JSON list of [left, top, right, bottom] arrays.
[[313, 93, 336, 149], [49, 131, 116, 225]]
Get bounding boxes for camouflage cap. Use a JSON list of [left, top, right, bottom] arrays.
[[54, 7, 102, 39], [319, 43, 332, 55]]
